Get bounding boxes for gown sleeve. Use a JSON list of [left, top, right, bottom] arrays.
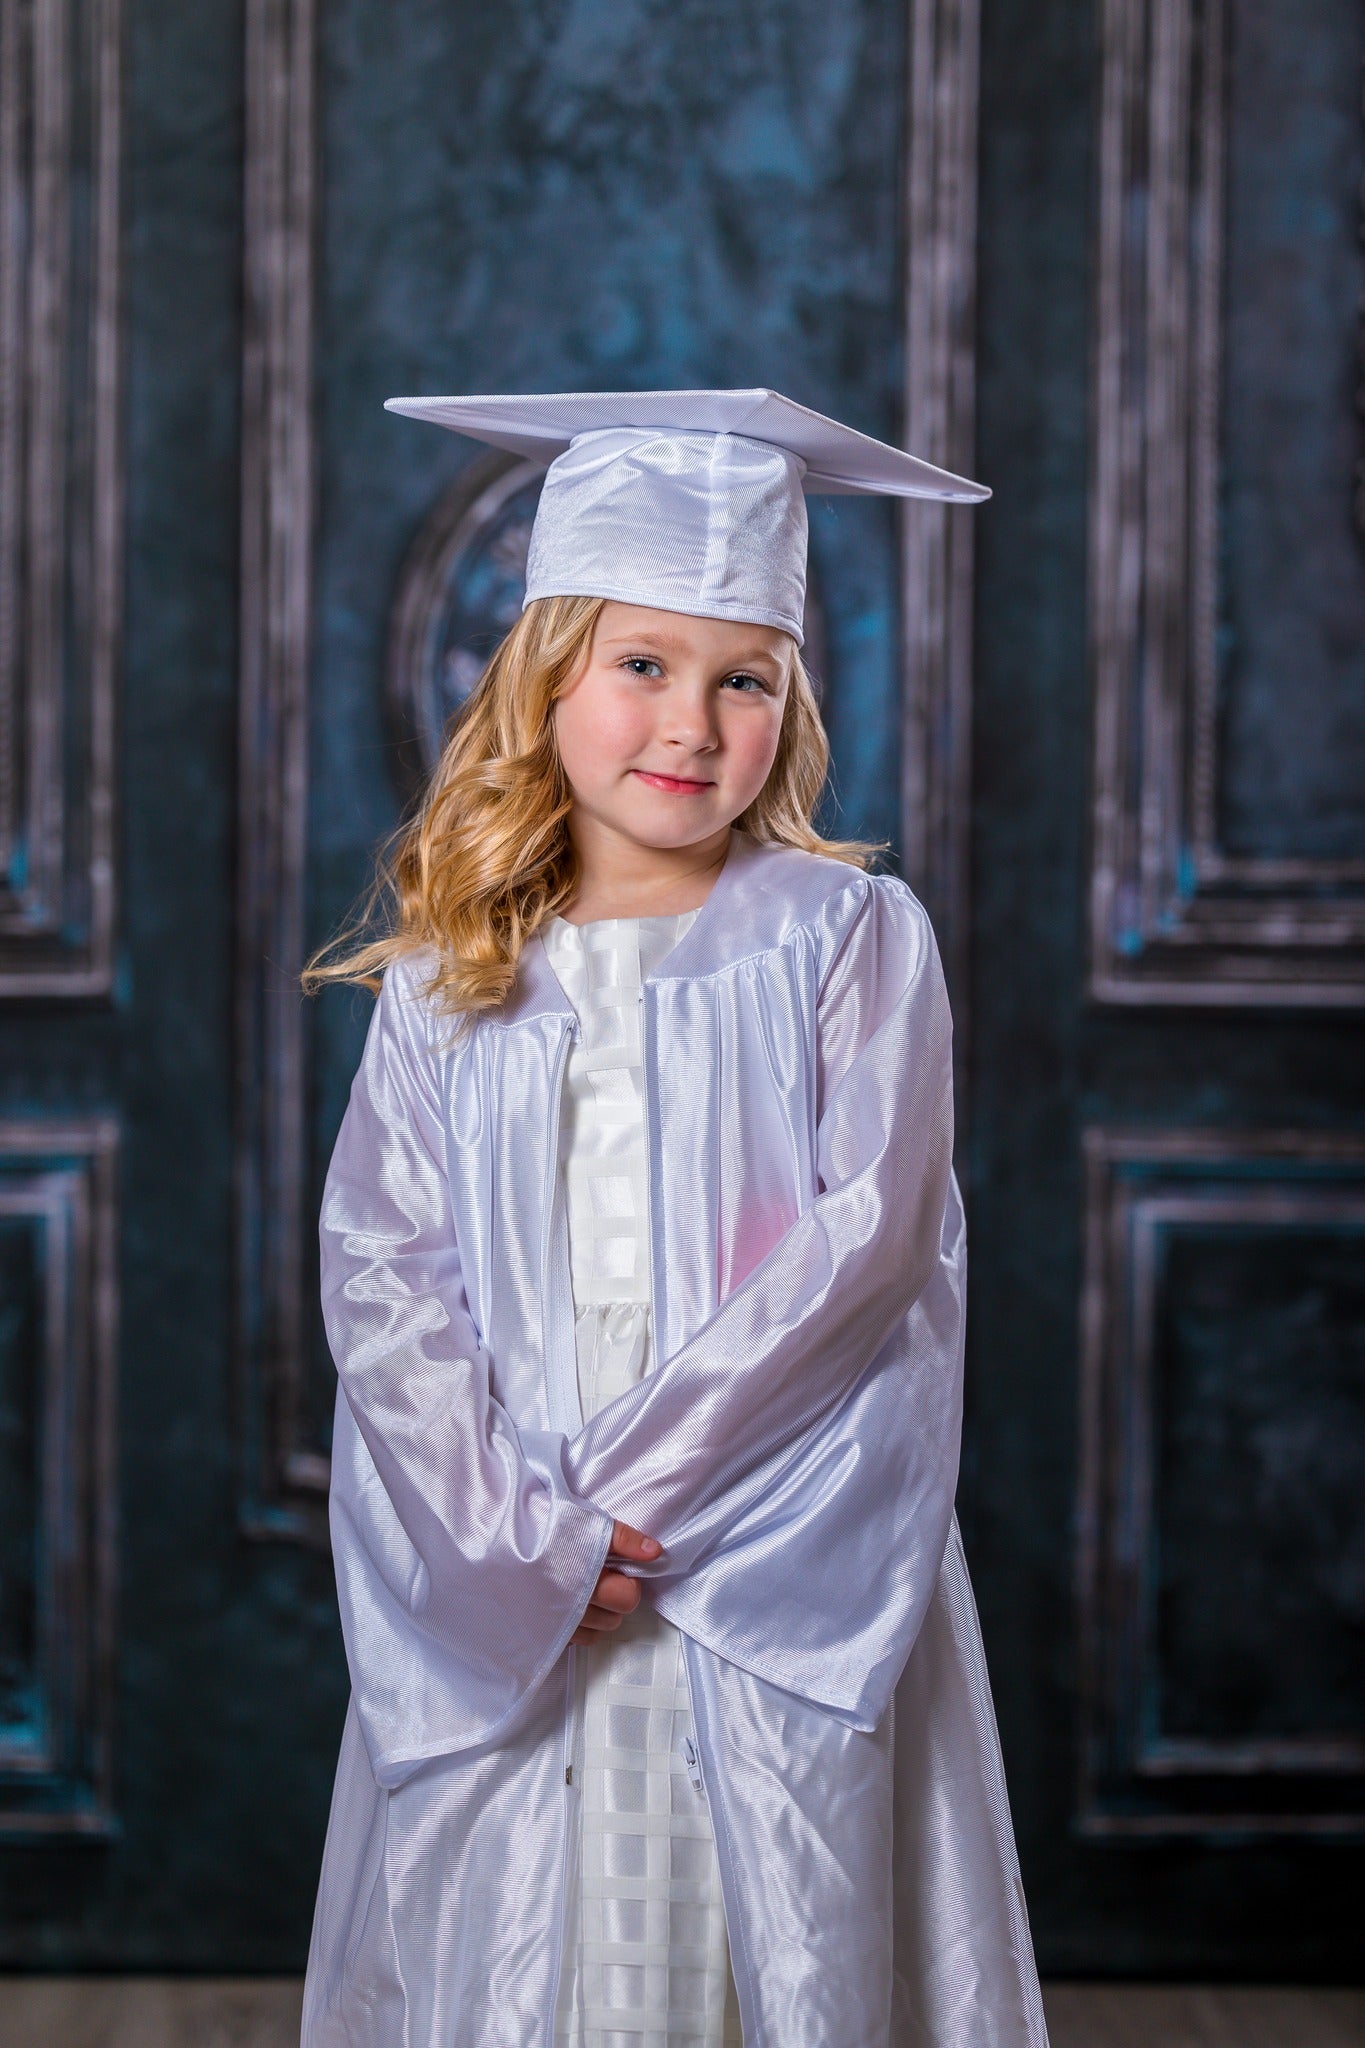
[[320, 954, 613, 1785], [560, 874, 963, 1731]]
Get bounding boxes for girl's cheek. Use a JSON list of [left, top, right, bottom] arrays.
[[576, 688, 656, 765], [558, 682, 641, 780], [724, 710, 783, 793]]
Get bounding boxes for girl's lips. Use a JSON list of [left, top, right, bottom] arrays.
[[632, 769, 715, 794]]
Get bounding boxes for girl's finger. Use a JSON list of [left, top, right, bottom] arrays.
[[579, 1603, 626, 1632], [608, 1519, 665, 1561], [592, 1571, 641, 1614]]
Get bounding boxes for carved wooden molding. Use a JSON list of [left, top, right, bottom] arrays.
[[1078, 1126, 1365, 1838], [0, 1117, 118, 1839], [236, 0, 985, 1534], [0, 0, 122, 996], [901, 0, 982, 1020], [1089, 0, 1365, 1006], [235, 0, 321, 1537]]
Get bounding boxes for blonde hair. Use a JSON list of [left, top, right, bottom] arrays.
[[303, 593, 883, 1017]]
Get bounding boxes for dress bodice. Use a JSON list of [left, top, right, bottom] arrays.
[[541, 909, 699, 1312]]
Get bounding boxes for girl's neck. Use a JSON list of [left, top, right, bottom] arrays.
[[560, 822, 732, 925]]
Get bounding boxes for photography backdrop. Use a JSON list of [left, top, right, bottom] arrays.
[[0, 0, 1361, 1978]]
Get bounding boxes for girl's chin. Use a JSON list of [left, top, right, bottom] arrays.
[[606, 811, 735, 852]]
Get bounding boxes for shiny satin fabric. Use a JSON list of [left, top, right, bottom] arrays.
[[525, 426, 812, 644], [302, 829, 1049, 2048]]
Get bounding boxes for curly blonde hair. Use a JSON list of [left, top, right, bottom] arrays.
[[303, 594, 881, 1016]]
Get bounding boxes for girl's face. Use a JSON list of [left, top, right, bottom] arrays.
[[553, 601, 793, 855]]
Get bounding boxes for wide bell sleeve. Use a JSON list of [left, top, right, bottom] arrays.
[[320, 954, 613, 1786], [561, 874, 962, 1729]]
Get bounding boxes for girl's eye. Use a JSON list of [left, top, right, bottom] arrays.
[[722, 671, 769, 694], [622, 656, 665, 678]]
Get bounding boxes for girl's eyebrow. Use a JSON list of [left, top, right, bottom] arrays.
[[719, 649, 786, 673], [597, 630, 691, 656], [597, 631, 785, 671]]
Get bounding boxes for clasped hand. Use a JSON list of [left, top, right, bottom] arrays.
[[568, 1519, 665, 1647]]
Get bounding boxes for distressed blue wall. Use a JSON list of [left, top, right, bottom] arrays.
[[2, 0, 1362, 1980]]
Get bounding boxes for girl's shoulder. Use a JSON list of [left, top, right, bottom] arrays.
[[379, 942, 444, 1005], [728, 835, 928, 973], [373, 942, 457, 1056]]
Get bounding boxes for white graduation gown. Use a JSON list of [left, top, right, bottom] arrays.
[[300, 827, 1050, 2048]]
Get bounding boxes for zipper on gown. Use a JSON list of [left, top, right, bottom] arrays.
[[544, 1010, 586, 2046], [641, 963, 746, 2044]]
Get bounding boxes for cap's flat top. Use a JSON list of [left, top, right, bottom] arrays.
[[382, 387, 990, 503]]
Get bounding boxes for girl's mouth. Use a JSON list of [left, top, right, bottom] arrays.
[[632, 769, 715, 795]]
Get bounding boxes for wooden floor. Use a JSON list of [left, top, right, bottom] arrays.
[[1045, 1986, 1365, 2048], [0, 1979, 1361, 2047]]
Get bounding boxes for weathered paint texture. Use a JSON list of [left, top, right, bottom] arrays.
[[0, 0, 1362, 1980]]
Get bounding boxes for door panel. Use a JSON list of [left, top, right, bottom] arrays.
[[974, 0, 1365, 1975], [0, 0, 345, 1965]]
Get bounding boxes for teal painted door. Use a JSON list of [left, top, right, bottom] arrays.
[[0, 0, 1361, 1981]]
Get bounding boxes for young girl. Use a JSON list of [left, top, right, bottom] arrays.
[[300, 391, 1049, 2048]]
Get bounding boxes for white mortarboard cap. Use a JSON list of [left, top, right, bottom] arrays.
[[383, 388, 990, 648]]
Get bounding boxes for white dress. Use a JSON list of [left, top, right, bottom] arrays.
[[543, 911, 744, 2048]]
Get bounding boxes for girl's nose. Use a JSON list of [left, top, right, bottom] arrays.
[[661, 689, 719, 750]]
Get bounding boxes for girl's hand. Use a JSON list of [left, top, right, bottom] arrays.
[[568, 1519, 665, 1646]]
